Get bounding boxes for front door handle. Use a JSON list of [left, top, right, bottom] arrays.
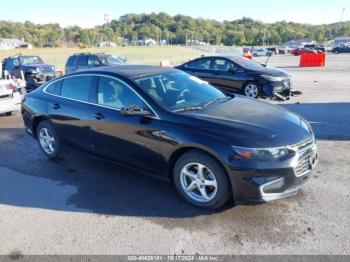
[[50, 103, 61, 110], [92, 113, 105, 120]]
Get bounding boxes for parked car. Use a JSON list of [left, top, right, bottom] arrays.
[[278, 49, 287, 55], [21, 65, 318, 209], [0, 78, 21, 116], [1, 55, 56, 91], [332, 45, 350, 54], [175, 56, 292, 100], [252, 49, 274, 57], [304, 44, 326, 53], [291, 48, 318, 56], [65, 53, 126, 74], [266, 47, 279, 55]]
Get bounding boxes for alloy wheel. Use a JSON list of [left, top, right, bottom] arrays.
[[244, 84, 259, 98], [39, 128, 55, 155], [180, 162, 218, 203]]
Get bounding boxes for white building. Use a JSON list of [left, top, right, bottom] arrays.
[[334, 37, 350, 47], [97, 41, 116, 47], [0, 38, 33, 50], [145, 39, 157, 46], [280, 38, 316, 49]]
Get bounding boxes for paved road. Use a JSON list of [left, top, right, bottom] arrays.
[[0, 54, 349, 255]]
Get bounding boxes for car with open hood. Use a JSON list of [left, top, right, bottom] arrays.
[[2, 55, 56, 91], [21, 65, 318, 209]]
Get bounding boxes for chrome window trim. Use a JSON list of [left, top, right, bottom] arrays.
[[43, 74, 161, 120]]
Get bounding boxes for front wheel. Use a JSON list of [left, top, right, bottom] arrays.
[[243, 82, 261, 98], [36, 120, 61, 159], [173, 151, 231, 210]]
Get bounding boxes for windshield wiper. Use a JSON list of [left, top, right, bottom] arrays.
[[172, 106, 204, 113], [173, 97, 231, 113], [202, 97, 231, 108]]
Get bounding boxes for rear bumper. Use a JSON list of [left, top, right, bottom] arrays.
[[0, 92, 21, 114]]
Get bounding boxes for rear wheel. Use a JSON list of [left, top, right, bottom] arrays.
[[243, 82, 261, 98], [36, 120, 61, 159], [173, 151, 231, 210]]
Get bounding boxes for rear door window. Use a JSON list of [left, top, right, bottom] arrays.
[[88, 55, 100, 66], [66, 56, 77, 67], [97, 76, 146, 109], [61, 76, 93, 102], [46, 80, 62, 95], [76, 56, 88, 66], [212, 58, 236, 71], [186, 58, 211, 70]]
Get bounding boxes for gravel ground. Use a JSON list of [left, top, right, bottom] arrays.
[[0, 54, 349, 255]]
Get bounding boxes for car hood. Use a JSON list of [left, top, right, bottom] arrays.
[[253, 66, 290, 78], [186, 96, 312, 148], [22, 64, 55, 72]]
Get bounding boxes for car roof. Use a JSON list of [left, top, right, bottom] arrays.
[[190, 55, 244, 60], [74, 65, 177, 78], [6, 55, 40, 59]]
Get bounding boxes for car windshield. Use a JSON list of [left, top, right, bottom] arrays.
[[98, 55, 125, 65], [134, 71, 229, 112], [20, 56, 44, 65], [231, 57, 265, 71]]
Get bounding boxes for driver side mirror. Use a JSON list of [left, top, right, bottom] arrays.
[[120, 105, 153, 117]]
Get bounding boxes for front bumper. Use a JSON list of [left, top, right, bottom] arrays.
[[26, 73, 56, 90], [262, 79, 292, 100], [227, 139, 318, 204]]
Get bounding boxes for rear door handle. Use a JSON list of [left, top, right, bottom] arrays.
[[50, 103, 61, 110], [92, 113, 105, 120]]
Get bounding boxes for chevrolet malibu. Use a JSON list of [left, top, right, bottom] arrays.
[[175, 56, 292, 100], [21, 65, 318, 209]]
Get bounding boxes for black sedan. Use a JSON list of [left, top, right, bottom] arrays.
[[21, 65, 318, 209], [175, 56, 292, 100], [333, 46, 350, 54]]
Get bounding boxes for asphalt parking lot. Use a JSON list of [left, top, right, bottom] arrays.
[[0, 54, 349, 255]]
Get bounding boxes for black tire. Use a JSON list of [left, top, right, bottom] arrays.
[[173, 150, 231, 210], [242, 81, 261, 98], [36, 120, 61, 160], [5, 112, 13, 116]]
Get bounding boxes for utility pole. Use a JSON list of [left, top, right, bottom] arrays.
[[263, 28, 266, 47], [104, 14, 111, 47], [341, 8, 346, 22]]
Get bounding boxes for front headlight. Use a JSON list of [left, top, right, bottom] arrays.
[[261, 75, 284, 82], [232, 146, 290, 161], [31, 68, 40, 74]]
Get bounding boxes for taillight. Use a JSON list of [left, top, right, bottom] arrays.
[[5, 83, 18, 93]]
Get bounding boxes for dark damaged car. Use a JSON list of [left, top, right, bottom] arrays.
[[175, 56, 293, 100], [2, 55, 56, 91]]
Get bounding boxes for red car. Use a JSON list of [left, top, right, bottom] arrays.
[[291, 48, 318, 56]]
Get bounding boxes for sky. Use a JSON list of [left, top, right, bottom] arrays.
[[1, 0, 349, 28]]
